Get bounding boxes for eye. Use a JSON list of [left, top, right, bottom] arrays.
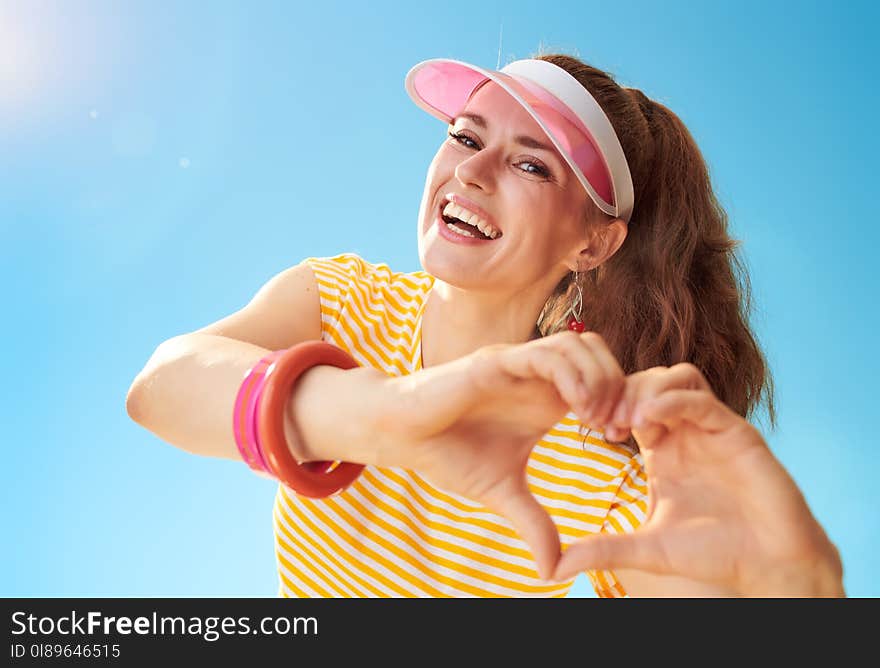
[[447, 130, 479, 149], [447, 130, 554, 181], [515, 160, 551, 178]]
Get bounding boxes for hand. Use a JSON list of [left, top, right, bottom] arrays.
[[554, 363, 845, 597], [374, 331, 627, 580]]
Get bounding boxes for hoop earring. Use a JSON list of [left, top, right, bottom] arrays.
[[564, 270, 585, 332]]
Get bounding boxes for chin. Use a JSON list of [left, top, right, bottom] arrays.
[[418, 247, 482, 292], [417, 216, 503, 291]]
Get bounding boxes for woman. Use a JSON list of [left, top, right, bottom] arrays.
[[126, 53, 844, 597]]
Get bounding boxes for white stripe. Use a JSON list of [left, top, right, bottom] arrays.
[[551, 513, 609, 535], [618, 478, 649, 504], [315, 257, 426, 327], [326, 280, 419, 369], [345, 484, 539, 591], [535, 418, 637, 468], [274, 526, 353, 597], [346, 259, 433, 322], [363, 469, 540, 558], [541, 416, 634, 451], [539, 433, 634, 470], [349, 292, 420, 340], [275, 495, 404, 597], [535, 435, 630, 475], [606, 506, 644, 533], [322, 492, 494, 596], [279, 488, 428, 596], [611, 489, 648, 524], [528, 489, 611, 524], [374, 453, 618, 531], [322, 309, 401, 374], [275, 490, 402, 597], [527, 458, 620, 493], [303, 495, 466, 596], [312, 283, 345, 331], [359, 258, 433, 296], [377, 469, 513, 527], [332, 490, 564, 597], [312, 281, 343, 309], [349, 310, 420, 369], [367, 470, 536, 551], [319, 258, 432, 373], [527, 457, 618, 491], [273, 507, 365, 597], [274, 556, 323, 598], [353, 476, 542, 579], [344, 276, 424, 336]]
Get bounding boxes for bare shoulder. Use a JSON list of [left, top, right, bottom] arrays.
[[185, 260, 323, 351]]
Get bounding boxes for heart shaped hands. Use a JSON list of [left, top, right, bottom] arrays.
[[367, 331, 843, 595]]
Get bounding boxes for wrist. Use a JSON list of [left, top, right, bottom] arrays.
[[284, 364, 390, 465]]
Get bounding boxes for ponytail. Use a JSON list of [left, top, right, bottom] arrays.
[[535, 54, 776, 428]]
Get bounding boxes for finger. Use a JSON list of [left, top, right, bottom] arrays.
[[546, 331, 617, 428], [630, 422, 669, 451], [603, 425, 630, 443], [637, 389, 740, 435], [553, 530, 671, 582], [627, 363, 710, 427], [548, 332, 609, 424], [578, 332, 626, 431], [610, 369, 654, 436], [621, 365, 713, 449], [498, 346, 589, 417], [488, 477, 562, 581]]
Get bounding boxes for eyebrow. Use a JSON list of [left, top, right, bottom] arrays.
[[454, 112, 559, 154]]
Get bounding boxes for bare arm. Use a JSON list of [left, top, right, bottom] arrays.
[[125, 261, 389, 464], [126, 333, 277, 460], [126, 333, 389, 463]]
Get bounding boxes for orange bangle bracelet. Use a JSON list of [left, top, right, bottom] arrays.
[[256, 341, 365, 498]]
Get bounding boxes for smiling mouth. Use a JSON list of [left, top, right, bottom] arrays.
[[437, 201, 502, 240]]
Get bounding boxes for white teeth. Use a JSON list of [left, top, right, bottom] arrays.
[[442, 201, 501, 239], [460, 210, 479, 225], [446, 222, 476, 237]]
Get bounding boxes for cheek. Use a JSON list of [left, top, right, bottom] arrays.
[[513, 191, 557, 228], [421, 153, 449, 201], [434, 146, 461, 174], [519, 204, 585, 254], [548, 196, 588, 238], [555, 218, 586, 250], [425, 150, 457, 192]]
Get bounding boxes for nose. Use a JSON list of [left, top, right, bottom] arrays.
[[454, 147, 497, 193]]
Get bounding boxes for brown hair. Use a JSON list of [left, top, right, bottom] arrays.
[[533, 53, 776, 431]]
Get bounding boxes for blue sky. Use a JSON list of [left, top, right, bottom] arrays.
[[1, 0, 877, 597]]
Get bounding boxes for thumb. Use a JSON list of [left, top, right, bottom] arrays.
[[553, 529, 668, 582], [638, 389, 740, 435], [488, 476, 561, 582]]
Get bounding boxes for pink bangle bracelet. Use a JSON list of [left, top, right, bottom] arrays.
[[234, 347, 340, 483], [233, 351, 284, 475], [247, 352, 286, 473], [256, 341, 363, 497]]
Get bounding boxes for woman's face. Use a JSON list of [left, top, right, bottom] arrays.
[[417, 80, 593, 295]]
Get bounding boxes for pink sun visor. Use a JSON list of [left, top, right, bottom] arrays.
[[405, 58, 634, 224]]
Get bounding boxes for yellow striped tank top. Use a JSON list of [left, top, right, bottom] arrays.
[[273, 253, 648, 597]]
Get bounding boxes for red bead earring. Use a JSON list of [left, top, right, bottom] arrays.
[[565, 270, 585, 333]]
